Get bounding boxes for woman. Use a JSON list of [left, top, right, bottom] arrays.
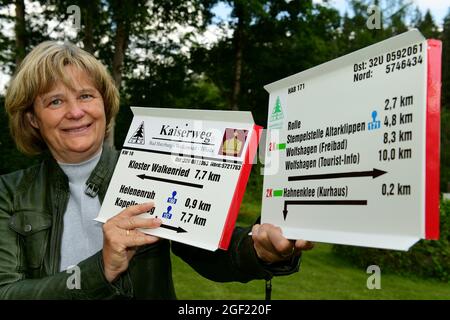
[[0, 41, 313, 299]]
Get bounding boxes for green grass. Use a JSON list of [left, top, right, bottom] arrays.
[[171, 185, 450, 300], [172, 243, 450, 300]]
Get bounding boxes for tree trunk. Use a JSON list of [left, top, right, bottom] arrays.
[[82, 0, 96, 54], [14, 0, 26, 68], [112, 21, 129, 89], [104, 13, 130, 148], [230, 1, 245, 111]]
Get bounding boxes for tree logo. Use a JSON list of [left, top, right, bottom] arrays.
[[269, 96, 284, 128], [128, 121, 145, 144]]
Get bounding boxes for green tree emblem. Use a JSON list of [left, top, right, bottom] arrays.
[[273, 96, 282, 114], [270, 96, 284, 122]]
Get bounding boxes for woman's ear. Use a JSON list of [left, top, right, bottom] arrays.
[[27, 112, 39, 129]]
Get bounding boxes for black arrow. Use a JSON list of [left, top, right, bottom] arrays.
[[283, 200, 367, 220], [160, 224, 187, 233], [137, 174, 203, 189], [288, 168, 387, 182]]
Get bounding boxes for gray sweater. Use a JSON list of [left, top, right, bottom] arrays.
[[58, 151, 103, 271]]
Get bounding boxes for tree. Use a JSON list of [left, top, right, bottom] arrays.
[[118, 0, 215, 108], [230, 0, 246, 111], [0, 1, 15, 76], [104, 0, 147, 147], [0, 0, 27, 72], [416, 10, 440, 39], [441, 11, 450, 191], [191, 0, 341, 124], [80, 0, 98, 54], [14, 0, 26, 67], [442, 11, 450, 110], [228, 0, 264, 111]]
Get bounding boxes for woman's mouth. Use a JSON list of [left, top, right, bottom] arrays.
[[62, 123, 92, 134]]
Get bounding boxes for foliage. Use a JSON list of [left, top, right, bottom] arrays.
[[172, 243, 450, 299], [332, 201, 450, 282], [191, 0, 342, 125], [441, 12, 450, 192], [0, 0, 448, 288], [442, 108, 450, 192], [443, 12, 450, 110], [416, 10, 440, 39], [0, 1, 448, 188], [0, 97, 40, 175]]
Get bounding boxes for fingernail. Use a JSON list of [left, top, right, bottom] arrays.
[[154, 218, 162, 224]]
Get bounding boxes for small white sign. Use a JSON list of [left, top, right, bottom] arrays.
[[261, 30, 441, 251], [96, 107, 260, 251]]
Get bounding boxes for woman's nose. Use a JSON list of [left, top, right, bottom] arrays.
[[65, 100, 86, 119]]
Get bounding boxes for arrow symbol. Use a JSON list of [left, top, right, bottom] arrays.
[[160, 224, 187, 233], [137, 174, 203, 189], [282, 209, 288, 221], [283, 200, 367, 220], [288, 168, 387, 182]]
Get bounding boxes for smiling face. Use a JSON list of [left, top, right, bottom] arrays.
[[30, 65, 106, 163]]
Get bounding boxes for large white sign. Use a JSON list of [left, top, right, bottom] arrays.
[[96, 107, 260, 251], [261, 30, 441, 251]]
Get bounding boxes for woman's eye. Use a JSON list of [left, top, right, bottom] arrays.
[[49, 99, 62, 107], [80, 94, 93, 100]]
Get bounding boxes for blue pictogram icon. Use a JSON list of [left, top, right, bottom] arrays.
[[368, 110, 381, 130], [167, 191, 177, 204], [162, 206, 173, 219]]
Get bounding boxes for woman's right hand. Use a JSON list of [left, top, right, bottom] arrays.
[[102, 202, 161, 283]]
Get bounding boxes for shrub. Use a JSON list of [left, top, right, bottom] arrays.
[[442, 108, 450, 192]]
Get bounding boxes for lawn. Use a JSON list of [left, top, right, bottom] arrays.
[[171, 194, 450, 300], [171, 242, 450, 300]]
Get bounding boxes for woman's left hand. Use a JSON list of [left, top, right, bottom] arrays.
[[252, 223, 314, 263]]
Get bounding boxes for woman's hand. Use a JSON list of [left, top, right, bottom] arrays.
[[102, 202, 161, 282], [252, 223, 314, 263]]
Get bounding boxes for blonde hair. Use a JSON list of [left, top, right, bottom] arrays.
[[5, 41, 120, 155]]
